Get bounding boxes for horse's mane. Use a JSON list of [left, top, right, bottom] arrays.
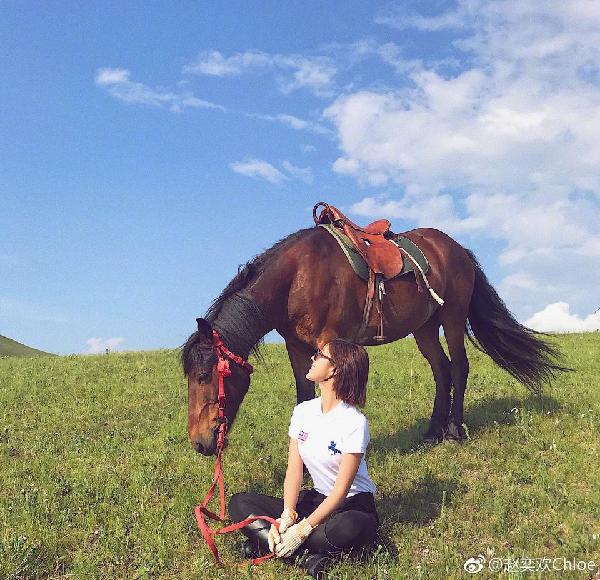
[[204, 227, 313, 359]]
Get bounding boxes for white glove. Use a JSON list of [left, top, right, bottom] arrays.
[[267, 507, 297, 552], [274, 518, 314, 558]]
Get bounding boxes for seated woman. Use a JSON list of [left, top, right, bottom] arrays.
[[229, 338, 379, 578]]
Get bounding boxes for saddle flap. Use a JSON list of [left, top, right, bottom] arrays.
[[365, 243, 404, 279]]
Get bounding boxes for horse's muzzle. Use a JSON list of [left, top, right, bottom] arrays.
[[193, 427, 227, 456], [193, 441, 216, 456]]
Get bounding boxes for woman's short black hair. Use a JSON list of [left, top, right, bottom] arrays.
[[327, 338, 369, 407]]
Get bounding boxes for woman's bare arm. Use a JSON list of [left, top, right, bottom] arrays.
[[306, 453, 362, 528], [283, 437, 304, 514]]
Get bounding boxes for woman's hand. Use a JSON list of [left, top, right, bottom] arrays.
[[267, 507, 297, 552], [274, 518, 314, 558]]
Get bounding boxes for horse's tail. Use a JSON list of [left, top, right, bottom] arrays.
[[463, 248, 572, 395]]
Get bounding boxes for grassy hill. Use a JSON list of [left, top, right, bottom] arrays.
[[0, 335, 51, 358], [0, 334, 598, 579]]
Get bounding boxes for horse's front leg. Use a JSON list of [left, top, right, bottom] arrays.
[[285, 339, 316, 403]]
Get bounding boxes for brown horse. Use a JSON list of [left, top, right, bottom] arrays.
[[182, 224, 568, 456]]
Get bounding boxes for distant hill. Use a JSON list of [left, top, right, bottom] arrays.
[[0, 335, 52, 358]]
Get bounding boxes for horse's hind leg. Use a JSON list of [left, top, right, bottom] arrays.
[[413, 313, 451, 443], [441, 308, 470, 442]]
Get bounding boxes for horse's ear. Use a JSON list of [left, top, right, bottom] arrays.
[[196, 318, 212, 341]]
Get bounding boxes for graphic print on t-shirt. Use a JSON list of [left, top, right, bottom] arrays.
[[328, 440, 341, 455], [298, 430, 309, 442]]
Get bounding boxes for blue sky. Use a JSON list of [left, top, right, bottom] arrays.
[[2, 1, 600, 354]]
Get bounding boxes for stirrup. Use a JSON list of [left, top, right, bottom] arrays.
[[374, 274, 386, 341]]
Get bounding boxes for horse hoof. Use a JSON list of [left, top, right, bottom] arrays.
[[422, 427, 444, 444], [443, 421, 466, 442]]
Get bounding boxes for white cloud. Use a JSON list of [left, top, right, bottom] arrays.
[[184, 50, 336, 96], [496, 272, 569, 301], [277, 55, 336, 96], [183, 50, 271, 76], [458, 193, 599, 265], [326, 3, 600, 198], [325, 75, 600, 194], [499, 273, 539, 293], [248, 112, 331, 134], [96, 68, 130, 84], [324, 1, 600, 323], [350, 191, 600, 322], [282, 160, 313, 183], [230, 158, 314, 184], [95, 67, 224, 113], [349, 193, 466, 234], [374, 42, 423, 75], [86, 337, 125, 354], [375, 6, 468, 31], [576, 237, 600, 257], [301, 144, 317, 152], [276, 114, 318, 131], [525, 302, 600, 333], [229, 159, 287, 184]]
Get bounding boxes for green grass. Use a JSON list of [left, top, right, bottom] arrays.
[[0, 335, 52, 358], [1, 334, 599, 579]]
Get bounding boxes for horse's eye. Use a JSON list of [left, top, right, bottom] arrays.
[[197, 371, 211, 383]]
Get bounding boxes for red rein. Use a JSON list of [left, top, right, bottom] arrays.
[[194, 330, 279, 566]]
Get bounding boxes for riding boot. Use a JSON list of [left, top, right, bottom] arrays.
[[297, 553, 335, 579], [239, 514, 271, 558]]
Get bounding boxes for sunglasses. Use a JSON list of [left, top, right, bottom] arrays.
[[312, 349, 335, 364]]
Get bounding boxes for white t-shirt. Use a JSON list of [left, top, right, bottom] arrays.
[[288, 397, 377, 497]]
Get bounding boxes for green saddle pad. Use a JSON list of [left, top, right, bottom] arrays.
[[318, 223, 430, 282]]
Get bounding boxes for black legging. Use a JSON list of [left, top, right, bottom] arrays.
[[228, 488, 379, 557]]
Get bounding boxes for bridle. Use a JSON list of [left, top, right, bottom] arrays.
[[194, 329, 279, 566], [211, 329, 253, 450]]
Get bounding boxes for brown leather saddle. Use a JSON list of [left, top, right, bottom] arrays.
[[312, 202, 404, 280], [313, 202, 444, 342], [313, 202, 409, 341]]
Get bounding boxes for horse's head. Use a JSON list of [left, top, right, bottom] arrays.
[[181, 318, 251, 456]]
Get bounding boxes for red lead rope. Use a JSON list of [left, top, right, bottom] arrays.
[[194, 330, 279, 566]]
